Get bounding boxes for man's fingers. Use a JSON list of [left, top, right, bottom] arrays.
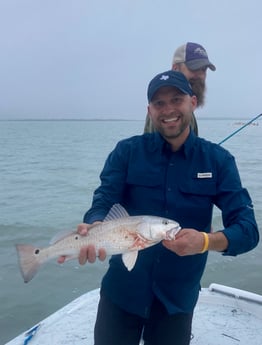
[[98, 248, 107, 261], [77, 223, 89, 235], [58, 221, 106, 265], [79, 245, 96, 265], [57, 255, 67, 264], [77, 221, 102, 235]]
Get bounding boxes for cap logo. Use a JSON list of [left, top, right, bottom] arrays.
[[194, 47, 208, 58], [160, 75, 169, 81]]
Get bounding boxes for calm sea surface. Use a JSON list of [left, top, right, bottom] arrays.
[[0, 119, 261, 344]]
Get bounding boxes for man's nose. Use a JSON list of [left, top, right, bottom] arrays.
[[163, 102, 176, 114]]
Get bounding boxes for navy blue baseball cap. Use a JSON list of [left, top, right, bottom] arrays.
[[147, 70, 193, 103]]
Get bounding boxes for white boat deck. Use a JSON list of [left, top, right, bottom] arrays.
[[5, 283, 262, 345], [191, 284, 262, 344]]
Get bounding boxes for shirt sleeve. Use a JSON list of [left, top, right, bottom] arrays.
[[214, 152, 259, 256], [83, 140, 128, 224]]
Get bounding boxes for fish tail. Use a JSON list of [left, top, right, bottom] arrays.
[[15, 244, 43, 283]]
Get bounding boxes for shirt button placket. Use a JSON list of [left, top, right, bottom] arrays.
[[165, 159, 176, 214]]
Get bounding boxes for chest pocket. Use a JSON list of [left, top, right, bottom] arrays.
[[125, 172, 165, 214], [179, 179, 217, 197], [177, 178, 217, 228], [178, 178, 217, 214]]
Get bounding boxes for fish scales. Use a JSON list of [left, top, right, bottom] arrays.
[[15, 204, 181, 283], [41, 218, 142, 259]]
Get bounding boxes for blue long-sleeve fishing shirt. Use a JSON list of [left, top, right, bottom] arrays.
[[84, 131, 259, 318]]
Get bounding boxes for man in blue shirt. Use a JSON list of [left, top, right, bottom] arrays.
[[59, 71, 259, 345]]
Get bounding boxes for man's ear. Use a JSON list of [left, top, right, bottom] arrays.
[[192, 95, 198, 110]]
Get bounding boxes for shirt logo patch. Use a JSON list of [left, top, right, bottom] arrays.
[[197, 172, 212, 178]]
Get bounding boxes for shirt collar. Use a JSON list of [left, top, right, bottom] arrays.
[[145, 132, 166, 152], [148, 129, 197, 157], [183, 129, 197, 158]]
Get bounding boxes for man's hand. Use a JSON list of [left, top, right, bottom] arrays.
[[57, 222, 107, 265], [163, 228, 228, 256], [162, 228, 206, 256]]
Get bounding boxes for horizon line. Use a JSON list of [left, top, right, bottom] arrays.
[[0, 117, 259, 122]]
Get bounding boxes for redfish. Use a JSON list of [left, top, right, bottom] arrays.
[[16, 204, 181, 283]]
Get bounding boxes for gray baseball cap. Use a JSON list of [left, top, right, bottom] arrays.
[[172, 42, 216, 71]]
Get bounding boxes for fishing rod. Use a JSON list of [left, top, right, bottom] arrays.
[[218, 113, 262, 145]]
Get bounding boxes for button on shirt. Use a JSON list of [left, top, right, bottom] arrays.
[[84, 131, 259, 318]]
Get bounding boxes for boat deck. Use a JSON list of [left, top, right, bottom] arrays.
[[5, 284, 262, 345]]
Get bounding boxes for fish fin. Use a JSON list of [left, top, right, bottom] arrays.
[[49, 230, 77, 245], [15, 244, 42, 283], [104, 203, 130, 222], [122, 251, 138, 271]]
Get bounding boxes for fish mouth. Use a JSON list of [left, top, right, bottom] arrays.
[[166, 226, 181, 240]]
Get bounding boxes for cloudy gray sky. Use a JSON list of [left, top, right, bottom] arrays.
[[0, 0, 261, 120]]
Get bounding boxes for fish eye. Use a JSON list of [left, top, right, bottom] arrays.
[[162, 220, 169, 225], [74, 235, 79, 240]]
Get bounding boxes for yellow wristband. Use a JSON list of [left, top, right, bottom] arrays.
[[200, 232, 209, 253]]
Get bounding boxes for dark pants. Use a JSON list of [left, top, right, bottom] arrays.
[[94, 292, 193, 345]]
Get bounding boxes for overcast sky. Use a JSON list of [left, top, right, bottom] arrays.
[[0, 0, 261, 120]]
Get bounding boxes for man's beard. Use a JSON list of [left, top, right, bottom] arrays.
[[189, 78, 206, 107]]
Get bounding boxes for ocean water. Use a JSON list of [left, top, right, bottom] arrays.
[[0, 119, 261, 344]]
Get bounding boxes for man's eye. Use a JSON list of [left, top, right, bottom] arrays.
[[153, 101, 164, 107], [172, 97, 183, 104]]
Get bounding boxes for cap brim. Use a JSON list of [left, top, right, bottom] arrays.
[[185, 59, 216, 71]]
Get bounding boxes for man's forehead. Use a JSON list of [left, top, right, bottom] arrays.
[[152, 86, 185, 98]]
